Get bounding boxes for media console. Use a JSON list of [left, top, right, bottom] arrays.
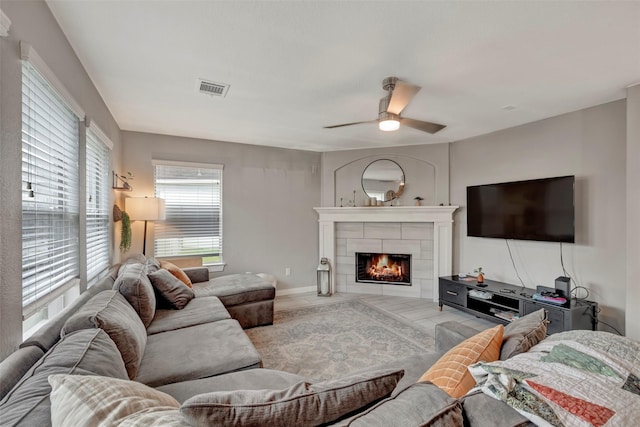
[[439, 276, 598, 334]]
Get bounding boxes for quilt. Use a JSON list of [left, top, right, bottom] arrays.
[[468, 330, 640, 427]]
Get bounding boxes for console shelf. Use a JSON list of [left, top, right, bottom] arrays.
[[439, 276, 598, 334]]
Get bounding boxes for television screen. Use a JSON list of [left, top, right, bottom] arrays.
[[467, 176, 575, 243]]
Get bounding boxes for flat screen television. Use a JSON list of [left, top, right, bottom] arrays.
[[467, 176, 575, 243]]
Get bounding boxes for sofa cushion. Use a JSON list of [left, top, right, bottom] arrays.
[[61, 290, 147, 379], [461, 390, 533, 427], [147, 296, 230, 335], [192, 273, 275, 306], [136, 319, 262, 387], [500, 308, 547, 360], [160, 260, 193, 288], [19, 270, 116, 352], [48, 374, 189, 427], [180, 368, 403, 427], [0, 346, 44, 401], [148, 268, 195, 309], [344, 382, 463, 427], [418, 324, 504, 398], [114, 261, 157, 327], [157, 368, 308, 403], [0, 329, 128, 426]]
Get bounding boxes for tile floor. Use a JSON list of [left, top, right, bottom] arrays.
[[275, 292, 497, 335]]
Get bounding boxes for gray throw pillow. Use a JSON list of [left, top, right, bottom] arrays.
[[114, 261, 156, 327], [60, 290, 147, 379], [148, 269, 195, 310], [500, 308, 548, 360], [180, 368, 404, 427]]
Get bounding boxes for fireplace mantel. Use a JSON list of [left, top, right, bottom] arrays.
[[314, 206, 458, 300], [313, 206, 458, 223]]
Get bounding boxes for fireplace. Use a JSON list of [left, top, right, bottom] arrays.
[[355, 252, 411, 286]]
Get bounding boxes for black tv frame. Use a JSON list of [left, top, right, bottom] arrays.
[[466, 175, 575, 243]]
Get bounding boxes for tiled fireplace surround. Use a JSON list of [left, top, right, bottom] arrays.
[[314, 207, 458, 300]]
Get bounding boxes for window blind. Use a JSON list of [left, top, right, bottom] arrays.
[[21, 61, 80, 314], [153, 162, 223, 261], [86, 129, 111, 284]]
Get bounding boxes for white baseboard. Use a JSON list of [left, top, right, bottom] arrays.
[[276, 286, 316, 296]]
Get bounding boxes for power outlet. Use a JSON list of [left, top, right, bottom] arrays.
[[285, 267, 291, 276]]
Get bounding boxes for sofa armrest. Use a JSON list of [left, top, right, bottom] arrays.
[[183, 267, 210, 284], [0, 346, 44, 400], [435, 321, 481, 353]]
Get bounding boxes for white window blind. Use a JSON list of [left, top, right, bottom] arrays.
[[153, 162, 223, 263], [21, 61, 80, 315], [86, 129, 111, 284]]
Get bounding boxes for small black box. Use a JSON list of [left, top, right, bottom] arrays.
[[555, 276, 571, 297]]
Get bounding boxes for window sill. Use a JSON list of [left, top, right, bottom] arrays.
[[205, 263, 226, 273]]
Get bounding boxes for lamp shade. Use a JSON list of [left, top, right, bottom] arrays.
[[125, 197, 166, 221]]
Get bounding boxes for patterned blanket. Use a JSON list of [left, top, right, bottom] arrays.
[[469, 330, 640, 427]]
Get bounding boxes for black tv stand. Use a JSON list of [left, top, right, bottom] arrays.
[[439, 276, 597, 334]]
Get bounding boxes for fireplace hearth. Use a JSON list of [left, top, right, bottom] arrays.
[[356, 252, 411, 286]]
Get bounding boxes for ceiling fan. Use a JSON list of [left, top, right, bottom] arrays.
[[324, 77, 446, 134]]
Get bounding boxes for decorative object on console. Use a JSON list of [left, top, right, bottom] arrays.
[[125, 197, 166, 255], [474, 267, 484, 285], [317, 257, 332, 296], [414, 196, 423, 206]]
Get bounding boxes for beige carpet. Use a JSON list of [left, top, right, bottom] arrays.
[[245, 300, 435, 381]]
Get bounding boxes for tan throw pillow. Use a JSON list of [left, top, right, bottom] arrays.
[[61, 290, 147, 379], [180, 368, 404, 427], [418, 324, 504, 398], [148, 269, 195, 309], [48, 374, 190, 427], [114, 261, 157, 327], [500, 308, 548, 360], [160, 260, 193, 288]]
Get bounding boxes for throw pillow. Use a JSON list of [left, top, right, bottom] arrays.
[[113, 261, 157, 327], [60, 290, 147, 379], [148, 269, 195, 309], [180, 368, 404, 427], [160, 260, 193, 288], [500, 308, 548, 360], [418, 324, 504, 398], [48, 374, 190, 427]]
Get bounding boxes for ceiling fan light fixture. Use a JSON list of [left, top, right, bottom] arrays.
[[379, 119, 400, 131]]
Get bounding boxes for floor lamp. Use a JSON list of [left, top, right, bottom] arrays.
[[125, 197, 166, 256]]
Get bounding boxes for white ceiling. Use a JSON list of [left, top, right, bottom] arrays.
[[46, 1, 640, 152]]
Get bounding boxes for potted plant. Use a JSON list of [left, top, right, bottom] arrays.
[[119, 172, 134, 190], [414, 196, 424, 206]]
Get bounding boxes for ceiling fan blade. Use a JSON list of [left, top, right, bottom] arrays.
[[400, 117, 446, 134], [324, 120, 377, 129], [387, 80, 421, 115]]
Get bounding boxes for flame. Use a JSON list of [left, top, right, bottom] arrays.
[[367, 254, 405, 280]]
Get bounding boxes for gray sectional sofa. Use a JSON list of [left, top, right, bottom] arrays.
[[0, 256, 534, 426]]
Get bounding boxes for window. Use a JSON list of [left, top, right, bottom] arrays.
[[153, 161, 223, 265], [21, 61, 80, 317], [86, 129, 111, 284]]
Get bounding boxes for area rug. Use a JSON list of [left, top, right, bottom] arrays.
[[245, 300, 435, 381]]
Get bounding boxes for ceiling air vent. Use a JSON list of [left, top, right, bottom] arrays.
[[197, 79, 230, 97]]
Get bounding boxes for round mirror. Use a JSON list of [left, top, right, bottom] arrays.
[[362, 159, 405, 202]]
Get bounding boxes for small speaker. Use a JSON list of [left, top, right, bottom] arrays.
[[555, 276, 571, 297]]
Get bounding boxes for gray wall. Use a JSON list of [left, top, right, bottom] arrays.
[[0, 0, 122, 360], [626, 84, 640, 341], [321, 144, 451, 207], [450, 100, 628, 334], [121, 131, 321, 291]]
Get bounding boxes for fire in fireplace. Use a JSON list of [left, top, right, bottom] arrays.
[[355, 252, 411, 285]]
